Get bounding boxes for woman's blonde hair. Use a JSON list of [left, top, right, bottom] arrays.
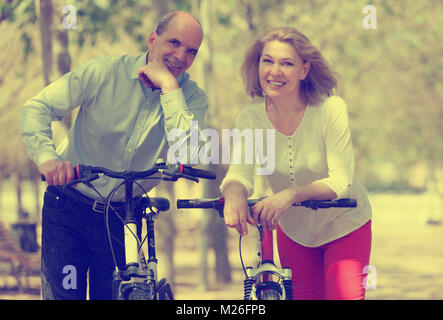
[[241, 27, 337, 106]]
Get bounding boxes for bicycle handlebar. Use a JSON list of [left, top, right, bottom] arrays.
[[177, 197, 357, 215], [141, 197, 171, 212], [40, 161, 216, 185]]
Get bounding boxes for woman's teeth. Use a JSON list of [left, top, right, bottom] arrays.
[[267, 80, 285, 86]]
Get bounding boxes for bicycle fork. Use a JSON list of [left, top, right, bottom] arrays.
[[112, 182, 154, 300], [244, 230, 293, 300]]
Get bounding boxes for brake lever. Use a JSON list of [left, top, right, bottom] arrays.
[[159, 169, 199, 183], [63, 173, 100, 188]]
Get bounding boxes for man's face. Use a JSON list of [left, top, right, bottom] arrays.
[[147, 16, 203, 78]]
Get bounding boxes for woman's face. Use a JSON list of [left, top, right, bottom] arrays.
[[258, 40, 310, 100]]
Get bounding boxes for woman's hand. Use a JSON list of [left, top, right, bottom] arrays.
[[222, 181, 255, 236], [252, 188, 298, 231]]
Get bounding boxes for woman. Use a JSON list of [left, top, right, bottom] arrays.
[[220, 27, 372, 300]]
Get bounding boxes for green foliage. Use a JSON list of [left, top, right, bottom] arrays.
[[19, 31, 33, 61], [1, 0, 442, 189]]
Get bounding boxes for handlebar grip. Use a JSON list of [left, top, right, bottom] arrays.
[[334, 198, 357, 207], [299, 198, 357, 209], [177, 198, 225, 210], [40, 164, 84, 182], [146, 197, 170, 212], [179, 164, 216, 180]]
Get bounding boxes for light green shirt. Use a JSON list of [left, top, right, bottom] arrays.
[[19, 52, 208, 200]]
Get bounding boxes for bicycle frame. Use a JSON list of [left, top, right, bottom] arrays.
[[42, 161, 215, 300], [176, 196, 357, 300]]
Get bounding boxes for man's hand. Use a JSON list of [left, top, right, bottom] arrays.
[[137, 56, 179, 94], [39, 159, 75, 186]]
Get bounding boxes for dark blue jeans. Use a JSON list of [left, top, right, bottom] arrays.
[[42, 186, 141, 300]]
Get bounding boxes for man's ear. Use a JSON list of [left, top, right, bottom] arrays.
[[147, 32, 158, 51]]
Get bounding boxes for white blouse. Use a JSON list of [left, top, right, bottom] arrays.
[[220, 96, 372, 247]]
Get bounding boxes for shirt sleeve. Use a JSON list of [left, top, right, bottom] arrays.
[[317, 96, 355, 199], [219, 109, 255, 197], [160, 82, 208, 165], [18, 59, 99, 167]]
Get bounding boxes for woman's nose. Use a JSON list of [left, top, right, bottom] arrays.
[[270, 64, 282, 76]]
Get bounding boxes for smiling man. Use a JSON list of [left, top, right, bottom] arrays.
[[19, 10, 207, 300]]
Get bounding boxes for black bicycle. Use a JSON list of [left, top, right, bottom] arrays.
[[42, 159, 215, 300], [177, 197, 357, 300]]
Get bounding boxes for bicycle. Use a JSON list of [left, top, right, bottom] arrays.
[[176, 197, 357, 300], [41, 159, 215, 300]]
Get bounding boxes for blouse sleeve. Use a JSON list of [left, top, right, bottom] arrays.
[[219, 109, 256, 197], [317, 96, 355, 199]]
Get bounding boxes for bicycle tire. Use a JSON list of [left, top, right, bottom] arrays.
[[157, 278, 174, 300], [128, 287, 153, 300], [261, 289, 281, 300]]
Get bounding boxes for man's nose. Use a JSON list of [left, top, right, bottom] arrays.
[[174, 47, 187, 64]]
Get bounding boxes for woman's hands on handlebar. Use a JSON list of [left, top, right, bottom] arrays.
[[251, 188, 298, 231], [222, 181, 255, 236], [222, 185, 300, 234]]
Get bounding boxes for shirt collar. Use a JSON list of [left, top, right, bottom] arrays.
[[130, 51, 149, 79]]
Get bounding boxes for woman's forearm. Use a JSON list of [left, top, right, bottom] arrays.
[[290, 181, 337, 203], [221, 180, 248, 200]]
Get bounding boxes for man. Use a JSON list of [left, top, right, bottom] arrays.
[[19, 10, 207, 299]]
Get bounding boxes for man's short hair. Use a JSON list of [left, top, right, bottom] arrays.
[[155, 10, 179, 35], [155, 10, 203, 36]]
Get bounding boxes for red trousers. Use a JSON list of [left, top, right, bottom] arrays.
[[277, 221, 372, 300]]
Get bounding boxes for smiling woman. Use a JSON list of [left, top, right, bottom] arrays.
[[220, 26, 373, 300], [242, 27, 337, 107]]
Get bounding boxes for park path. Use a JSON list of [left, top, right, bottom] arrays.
[[1, 192, 442, 300]]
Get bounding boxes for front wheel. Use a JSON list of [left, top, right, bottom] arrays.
[[157, 277, 174, 300], [128, 287, 153, 300], [261, 289, 281, 300]]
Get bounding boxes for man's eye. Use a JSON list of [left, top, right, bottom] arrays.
[[169, 40, 180, 46]]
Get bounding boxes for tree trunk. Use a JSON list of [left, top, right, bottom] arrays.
[[37, 0, 53, 86], [56, 29, 72, 128]]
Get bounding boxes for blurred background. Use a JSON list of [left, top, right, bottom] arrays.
[[0, 0, 442, 299]]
